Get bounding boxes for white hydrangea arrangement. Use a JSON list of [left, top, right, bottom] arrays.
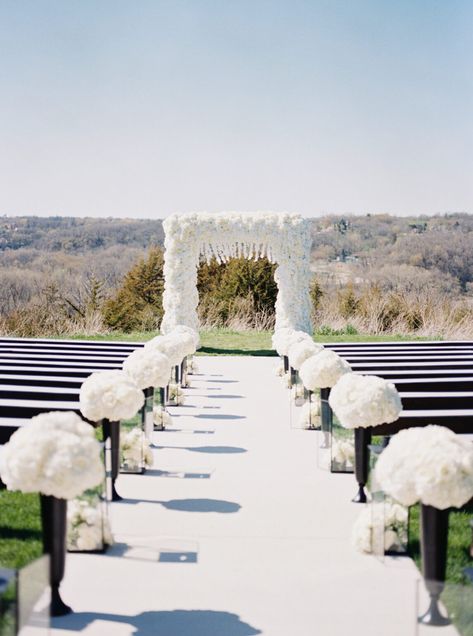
[[144, 335, 183, 367], [0, 411, 104, 500], [167, 325, 200, 351], [80, 370, 144, 422], [120, 427, 154, 472], [328, 374, 402, 429], [160, 212, 313, 334], [298, 399, 321, 429], [375, 425, 473, 509], [67, 496, 114, 552], [331, 439, 355, 470], [153, 405, 173, 430], [273, 329, 313, 357], [123, 348, 171, 389], [168, 383, 185, 406], [288, 339, 323, 371], [299, 350, 352, 390], [352, 502, 408, 554], [187, 357, 199, 375]]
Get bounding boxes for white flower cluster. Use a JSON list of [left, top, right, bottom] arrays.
[[332, 439, 355, 469], [161, 212, 312, 333], [272, 328, 314, 357], [144, 325, 199, 369], [80, 370, 144, 422], [375, 425, 473, 509], [328, 374, 402, 429], [288, 339, 323, 371], [273, 362, 286, 377], [300, 349, 352, 390], [168, 383, 185, 406], [153, 405, 173, 429], [67, 496, 114, 552], [299, 399, 321, 429], [120, 427, 154, 471], [187, 357, 199, 375], [0, 412, 104, 500], [123, 348, 171, 389], [352, 502, 408, 554]]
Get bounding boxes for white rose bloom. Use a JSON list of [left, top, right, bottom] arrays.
[[351, 502, 408, 554], [328, 374, 402, 429], [288, 340, 323, 371], [123, 349, 171, 389], [168, 383, 185, 406], [375, 425, 473, 509], [80, 370, 144, 422], [300, 350, 352, 390], [0, 411, 104, 500]]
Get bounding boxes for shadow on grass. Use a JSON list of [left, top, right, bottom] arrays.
[[0, 526, 42, 540], [198, 346, 276, 357]]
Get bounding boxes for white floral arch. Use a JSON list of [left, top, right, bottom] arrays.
[[160, 212, 313, 334]]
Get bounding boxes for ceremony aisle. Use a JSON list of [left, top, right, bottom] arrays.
[[51, 356, 458, 636]]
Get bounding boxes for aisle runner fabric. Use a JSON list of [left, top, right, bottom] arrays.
[[51, 356, 458, 636]]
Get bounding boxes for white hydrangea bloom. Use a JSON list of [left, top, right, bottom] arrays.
[[375, 425, 473, 509], [144, 335, 183, 367], [0, 411, 104, 500], [80, 370, 144, 422], [351, 502, 408, 554], [288, 340, 323, 371], [299, 350, 352, 390], [123, 349, 171, 389], [328, 374, 402, 429]]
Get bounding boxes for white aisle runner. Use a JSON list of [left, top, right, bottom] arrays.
[[52, 356, 456, 636]]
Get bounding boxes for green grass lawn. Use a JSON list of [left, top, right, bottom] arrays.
[[67, 328, 435, 355], [0, 490, 42, 570]]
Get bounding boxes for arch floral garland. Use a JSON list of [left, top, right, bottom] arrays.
[[161, 212, 313, 334]]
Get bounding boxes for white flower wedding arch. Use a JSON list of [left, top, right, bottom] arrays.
[[160, 212, 313, 334]]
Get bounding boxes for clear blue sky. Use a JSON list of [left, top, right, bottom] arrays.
[[0, 0, 472, 218]]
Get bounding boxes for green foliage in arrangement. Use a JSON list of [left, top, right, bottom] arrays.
[[103, 247, 164, 332], [0, 490, 42, 570]]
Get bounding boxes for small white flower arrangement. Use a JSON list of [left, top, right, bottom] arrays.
[[67, 495, 114, 552], [80, 370, 144, 422], [298, 398, 321, 429], [274, 362, 285, 377], [168, 382, 185, 406], [120, 427, 154, 472], [352, 502, 408, 554], [375, 425, 473, 509], [299, 349, 352, 390], [0, 411, 104, 500], [329, 374, 402, 429], [153, 405, 173, 430], [123, 348, 171, 389], [144, 335, 183, 366], [331, 438, 355, 470], [187, 357, 199, 375]]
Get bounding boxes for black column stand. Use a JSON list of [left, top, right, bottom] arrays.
[[320, 388, 331, 449], [102, 419, 122, 501], [418, 505, 451, 626], [353, 427, 372, 503], [40, 495, 72, 617], [283, 355, 289, 374]]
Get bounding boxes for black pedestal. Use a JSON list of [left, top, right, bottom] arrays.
[[353, 427, 372, 503], [102, 419, 122, 501], [418, 505, 451, 626], [40, 495, 72, 617]]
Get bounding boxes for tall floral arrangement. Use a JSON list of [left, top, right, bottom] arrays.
[[0, 411, 104, 499], [375, 425, 473, 509], [80, 370, 144, 422]]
